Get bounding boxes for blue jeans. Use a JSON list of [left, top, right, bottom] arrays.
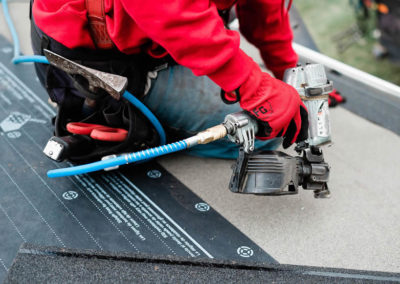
[[143, 65, 281, 159]]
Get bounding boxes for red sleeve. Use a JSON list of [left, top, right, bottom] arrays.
[[119, 0, 253, 92], [236, 0, 298, 80], [33, 0, 95, 49]]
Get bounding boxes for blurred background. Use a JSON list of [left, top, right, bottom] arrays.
[[296, 0, 400, 85]]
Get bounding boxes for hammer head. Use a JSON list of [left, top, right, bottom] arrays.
[[44, 49, 128, 100]]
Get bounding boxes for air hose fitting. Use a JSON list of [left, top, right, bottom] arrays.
[[47, 123, 231, 178]]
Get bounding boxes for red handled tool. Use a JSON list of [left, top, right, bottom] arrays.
[[66, 122, 128, 142], [328, 89, 346, 107]]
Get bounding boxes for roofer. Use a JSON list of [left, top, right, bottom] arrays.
[[30, 0, 308, 159]]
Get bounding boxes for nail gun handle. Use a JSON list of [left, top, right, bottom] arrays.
[[283, 63, 333, 146], [224, 112, 258, 153]]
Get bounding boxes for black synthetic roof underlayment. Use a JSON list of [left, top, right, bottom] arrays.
[[0, 35, 275, 283], [5, 244, 400, 283]]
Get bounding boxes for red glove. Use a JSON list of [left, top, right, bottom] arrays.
[[223, 61, 308, 148]]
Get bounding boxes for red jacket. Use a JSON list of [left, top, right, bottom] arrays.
[[33, 0, 297, 92]]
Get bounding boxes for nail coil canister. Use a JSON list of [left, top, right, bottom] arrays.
[[283, 63, 333, 146]]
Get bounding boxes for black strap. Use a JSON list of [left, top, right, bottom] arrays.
[[220, 88, 240, 104], [29, 0, 33, 20]]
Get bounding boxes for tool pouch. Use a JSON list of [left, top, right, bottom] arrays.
[[46, 63, 159, 162], [53, 91, 158, 163], [31, 21, 164, 162]]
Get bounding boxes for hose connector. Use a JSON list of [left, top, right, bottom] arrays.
[[224, 112, 258, 153], [195, 125, 228, 144]]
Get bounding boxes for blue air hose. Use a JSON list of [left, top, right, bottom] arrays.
[[13, 55, 49, 64], [1, 0, 20, 62], [122, 91, 166, 145], [47, 122, 228, 178], [1, 0, 47, 64], [2, 0, 191, 179], [1, 0, 166, 145], [47, 140, 189, 178]]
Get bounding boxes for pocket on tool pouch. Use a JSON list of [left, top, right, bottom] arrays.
[[44, 65, 85, 105], [53, 94, 158, 163]]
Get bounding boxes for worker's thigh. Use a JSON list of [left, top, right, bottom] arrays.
[[143, 65, 281, 158]]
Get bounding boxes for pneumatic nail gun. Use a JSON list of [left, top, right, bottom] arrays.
[[224, 63, 332, 198]]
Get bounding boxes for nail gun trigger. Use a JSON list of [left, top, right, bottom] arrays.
[[242, 127, 255, 153]]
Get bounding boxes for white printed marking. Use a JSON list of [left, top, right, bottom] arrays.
[[237, 246, 254, 258], [23, 131, 178, 255], [33, 105, 51, 119], [119, 173, 214, 259], [29, 118, 47, 124], [70, 173, 139, 251], [147, 170, 162, 179], [6, 131, 21, 139], [3, 76, 24, 100], [195, 203, 210, 212], [3, 140, 102, 250], [79, 175, 144, 245], [0, 63, 56, 117], [0, 92, 12, 105], [103, 175, 177, 255], [109, 174, 201, 256], [0, 112, 31, 132], [0, 61, 206, 257], [20, 129, 48, 152], [62, 191, 79, 200], [0, 202, 27, 242], [0, 165, 65, 247], [0, 258, 8, 272], [1, 47, 12, 54]]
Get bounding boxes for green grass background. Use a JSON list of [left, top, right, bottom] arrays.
[[296, 0, 400, 85]]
